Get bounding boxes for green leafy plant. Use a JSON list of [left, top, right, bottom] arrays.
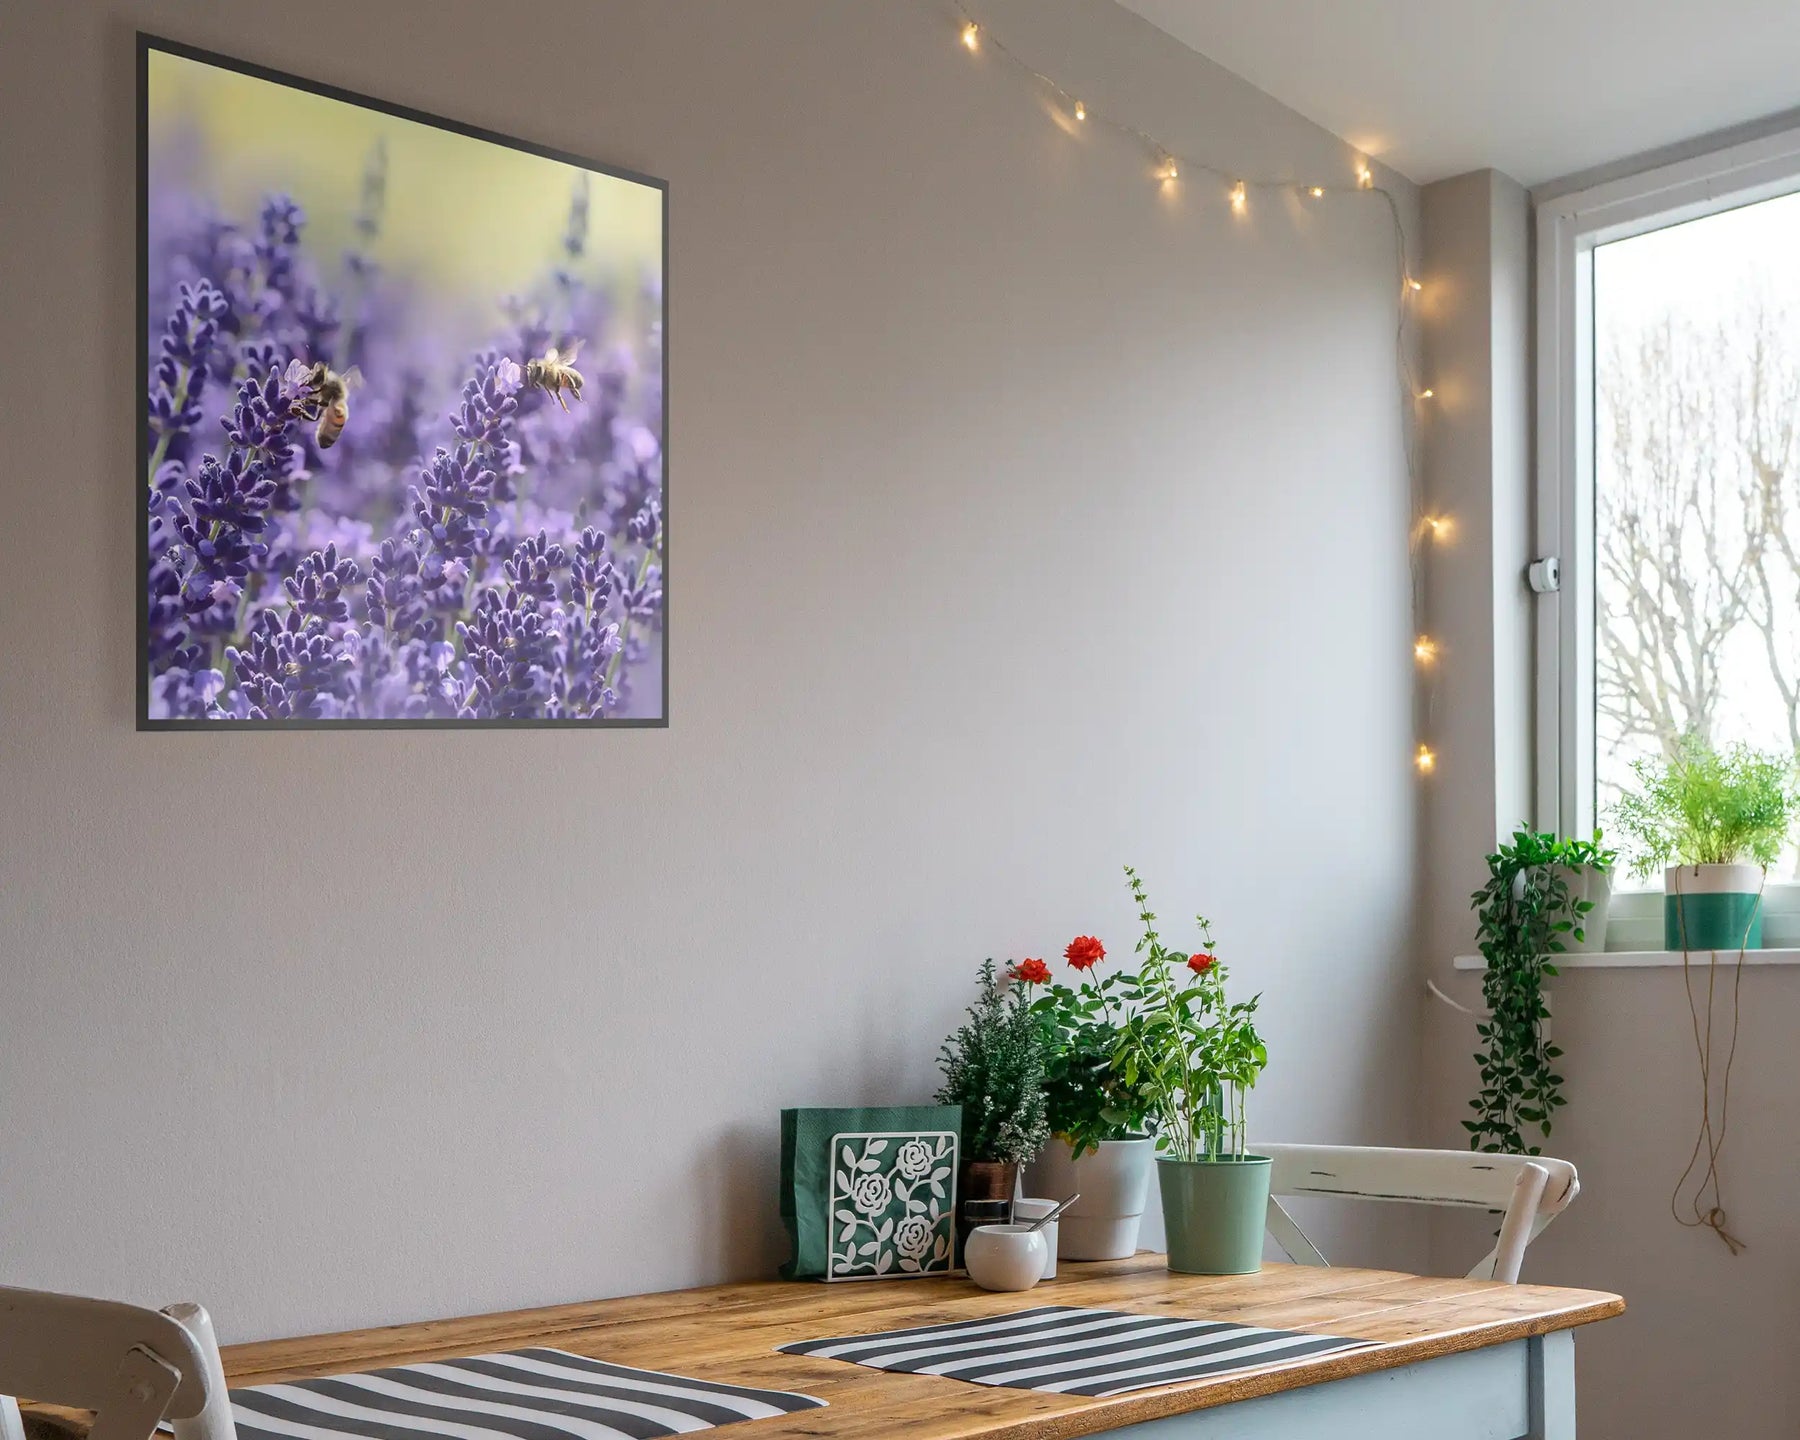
[[1466, 829, 1612, 1155], [1110, 867, 1266, 1162], [1609, 736, 1798, 878], [935, 959, 1051, 1165], [1017, 945, 1158, 1158]]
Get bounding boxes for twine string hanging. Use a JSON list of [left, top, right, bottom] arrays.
[[1668, 865, 1762, 1255]]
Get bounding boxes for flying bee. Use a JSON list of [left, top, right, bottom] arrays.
[[296, 360, 363, 449], [525, 339, 584, 412]]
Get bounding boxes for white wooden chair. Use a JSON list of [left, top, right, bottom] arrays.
[[1260, 1144, 1580, 1284], [0, 1289, 236, 1440]]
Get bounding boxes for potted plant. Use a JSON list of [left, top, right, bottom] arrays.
[[1556, 831, 1618, 955], [935, 959, 1051, 1247], [1466, 829, 1606, 1154], [1016, 940, 1159, 1260], [1611, 737, 1798, 950], [1111, 867, 1268, 1275]]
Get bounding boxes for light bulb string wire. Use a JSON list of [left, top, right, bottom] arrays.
[[947, 1, 1438, 761]]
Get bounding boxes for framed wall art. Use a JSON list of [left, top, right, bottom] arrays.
[[139, 35, 666, 727]]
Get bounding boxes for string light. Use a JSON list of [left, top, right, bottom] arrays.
[[945, 5, 1435, 776], [1422, 514, 1453, 541]]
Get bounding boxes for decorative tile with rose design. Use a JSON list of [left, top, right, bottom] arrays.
[[826, 1130, 958, 1281]]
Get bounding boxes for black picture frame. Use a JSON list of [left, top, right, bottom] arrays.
[[137, 32, 669, 729]]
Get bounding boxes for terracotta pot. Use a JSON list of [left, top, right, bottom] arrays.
[[956, 1159, 1018, 1257]]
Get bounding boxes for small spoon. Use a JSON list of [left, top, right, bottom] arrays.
[[1023, 1194, 1080, 1232]]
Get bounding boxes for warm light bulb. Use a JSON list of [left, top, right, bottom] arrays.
[[1414, 636, 1438, 664], [1418, 387, 1435, 400], [1407, 276, 1423, 292], [1415, 745, 1437, 774], [1074, 100, 1086, 121], [1229, 181, 1247, 213], [1308, 186, 1325, 198], [1356, 164, 1373, 189], [1422, 514, 1455, 542], [961, 21, 979, 49], [1159, 155, 1179, 181]]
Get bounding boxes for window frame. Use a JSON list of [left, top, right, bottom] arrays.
[[1534, 124, 1800, 932]]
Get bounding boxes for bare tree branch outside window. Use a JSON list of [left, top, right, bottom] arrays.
[[1595, 200, 1800, 879]]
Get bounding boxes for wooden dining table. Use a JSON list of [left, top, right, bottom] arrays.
[[145, 1254, 1622, 1440]]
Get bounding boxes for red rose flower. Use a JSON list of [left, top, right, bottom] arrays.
[[1012, 958, 1051, 985], [1188, 952, 1216, 974], [1065, 935, 1106, 970]]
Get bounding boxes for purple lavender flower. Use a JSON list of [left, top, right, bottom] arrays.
[[283, 543, 361, 626], [146, 279, 231, 475], [148, 665, 227, 721], [226, 609, 355, 719], [568, 526, 616, 611], [409, 445, 494, 562], [365, 535, 431, 641], [502, 531, 567, 609], [451, 353, 524, 498], [456, 588, 563, 718], [177, 450, 277, 583], [221, 367, 307, 499]]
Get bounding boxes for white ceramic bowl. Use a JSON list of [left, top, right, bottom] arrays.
[[964, 1223, 1049, 1292]]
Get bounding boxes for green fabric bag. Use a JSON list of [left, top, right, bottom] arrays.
[[779, 1106, 962, 1281]]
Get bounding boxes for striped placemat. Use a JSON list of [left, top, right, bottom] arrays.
[[227, 1346, 825, 1440], [778, 1304, 1370, 1396]]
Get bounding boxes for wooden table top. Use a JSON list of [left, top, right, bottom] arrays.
[[201, 1255, 1623, 1440]]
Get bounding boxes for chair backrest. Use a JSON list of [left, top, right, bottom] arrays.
[[0, 1289, 236, 1440], [1260, 1143, 1580, 1284]]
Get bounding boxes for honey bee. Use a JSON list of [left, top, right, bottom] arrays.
[[296, 361, 363, 449], [525, 340, 585, 412]]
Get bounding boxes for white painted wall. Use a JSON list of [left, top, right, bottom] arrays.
[[1418, 167, 1800, 1440], [0, 0, 1421, 1342]]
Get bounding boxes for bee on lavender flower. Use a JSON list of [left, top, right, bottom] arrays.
[[525, 339, 584, 412], [295, 360, 364, 448]]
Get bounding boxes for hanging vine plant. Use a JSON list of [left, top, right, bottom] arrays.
[[1464, 829, 1613, 1155]]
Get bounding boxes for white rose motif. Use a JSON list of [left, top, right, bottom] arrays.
[[849, 1171, 892, 1216], [895, 1139, 936, 1181], [894, 1215, 934, 1260]]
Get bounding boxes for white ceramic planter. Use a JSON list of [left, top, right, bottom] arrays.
[[1558, 864, 1614, 954], [1026, 1136, 1154, 1261]]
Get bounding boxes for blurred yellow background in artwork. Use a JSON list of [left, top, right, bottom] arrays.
[[148, 49, 661, 328]]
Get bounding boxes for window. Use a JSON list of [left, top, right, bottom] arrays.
[[1537, 126, 1800, 922]]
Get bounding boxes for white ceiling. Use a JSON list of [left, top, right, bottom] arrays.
[[1115, 0, 1800, 187]]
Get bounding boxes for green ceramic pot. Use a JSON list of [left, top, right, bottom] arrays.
[[1663, 864, 1764, 951], [1157, 1154, 1271, 1275]]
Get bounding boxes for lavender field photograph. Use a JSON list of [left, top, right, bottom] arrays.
[[140, 38, 666, 726]]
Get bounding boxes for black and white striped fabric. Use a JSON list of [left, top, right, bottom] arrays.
[[778, 1305, 1368, 1397], [227, 1347, 825, 1440]]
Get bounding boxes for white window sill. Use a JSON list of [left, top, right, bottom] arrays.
[[1454, 948, 1800, 970]]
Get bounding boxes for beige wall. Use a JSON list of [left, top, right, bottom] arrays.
[[1418, 168, 1800, 1440], [0, 0, 1424, 1341]]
